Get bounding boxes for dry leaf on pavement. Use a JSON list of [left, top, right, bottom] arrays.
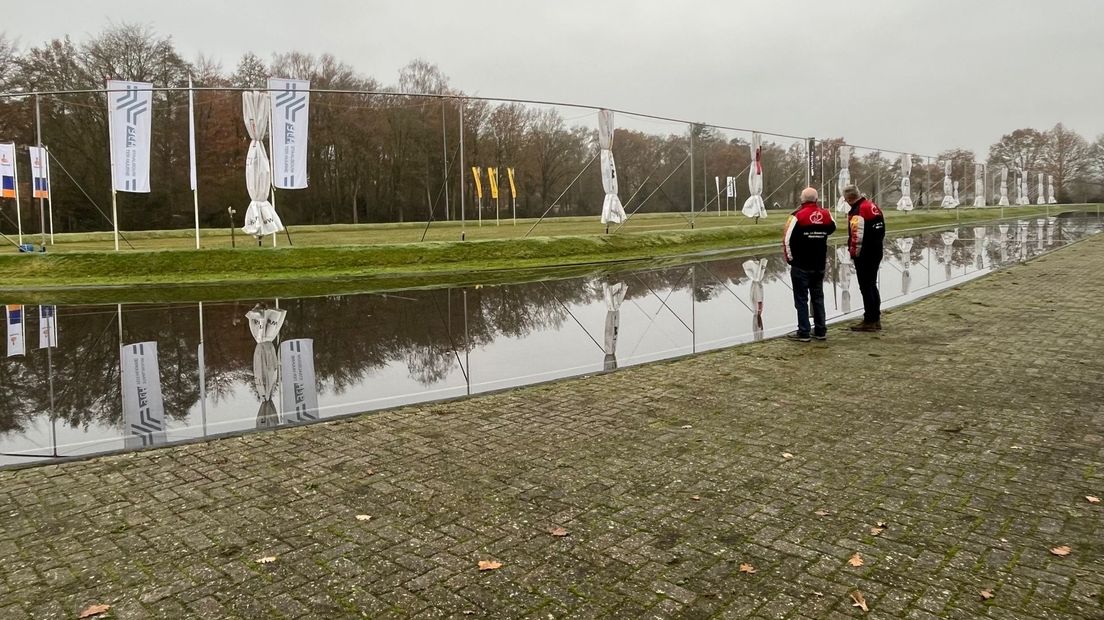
[[738, 563, 756, 574], [782, 452, 794, 459], [79, 604, 112, 619], [680, 425, 693, 429], [549, 527, 569, 537], [1087, 496, 1101, 504], [355, 514, 372, 521], [848, 552, 864, 567], [870, 526, 885, 536], [478, 560, 503, 571], [814, 510, 830, 517], [850, 590, 869, 612], [691, 495, 701, 501], [1050, 545, 1072, 557], [980, 589, 995, 600], [255, 556, 277, 564]]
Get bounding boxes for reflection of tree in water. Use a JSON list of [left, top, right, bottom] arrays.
[[6, 219, 1094, 437]]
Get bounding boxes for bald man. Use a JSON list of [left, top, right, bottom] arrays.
[[782, 187, 836, 342]]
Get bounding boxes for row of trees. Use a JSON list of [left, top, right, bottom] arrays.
[[0, 25, 1101, 236]]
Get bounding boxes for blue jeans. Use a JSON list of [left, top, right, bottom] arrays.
[[791, 266, 826, 337]]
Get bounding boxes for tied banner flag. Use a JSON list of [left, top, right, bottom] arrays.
[[121, 342, 167, 449], [107, 80, 153, 193], [268, 78, 310, 190], [29, 146, 50, 199]]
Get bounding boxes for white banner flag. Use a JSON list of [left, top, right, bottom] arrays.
[[280, 338, 319, 423], [29, 146, 50, 199], [940, 160, 958, 208], [1047, 175, 1057, 204], [6, 305, 25, 357], [1036, 173, 1045, 205], [107, 80, 153, 193], [598, 109, 626, 225], [268, 78, 310, 189], [0, 142, 16, 198], [726, 176, 735, 198], [121, 341, 166, 449], [896, 153, 913, 211], [38, 305, 57, 349], [973, 163, 985, 207], [742, 133, 767, 218], [998, 166, 1009, 206], [188, 78, 197, 191], [836, 145, 852, 213]]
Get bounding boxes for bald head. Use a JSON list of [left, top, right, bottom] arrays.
[[800, 187, 818, 203]]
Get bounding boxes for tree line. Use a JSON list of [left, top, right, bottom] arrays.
[[0, 24, 1101, 236]]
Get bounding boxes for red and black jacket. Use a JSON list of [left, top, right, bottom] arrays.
[[782, 201, 836, 270], [847, 197, 886, 261]]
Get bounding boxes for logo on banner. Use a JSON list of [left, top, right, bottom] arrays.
[[116, 87, 148, 191], [0, 143, 15, 198], [270, 79, 310, 189]]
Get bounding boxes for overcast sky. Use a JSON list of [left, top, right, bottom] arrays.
[[5, 0, 1102, 157]]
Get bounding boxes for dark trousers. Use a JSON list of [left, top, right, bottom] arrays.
[[854, 256, 882, 323], [790, 266, 826, 337]]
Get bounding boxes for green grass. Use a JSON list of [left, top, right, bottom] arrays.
[[0, 205, 1096, 304]]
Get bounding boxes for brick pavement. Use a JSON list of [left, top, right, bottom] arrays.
[[2, 235, 1103, 619]]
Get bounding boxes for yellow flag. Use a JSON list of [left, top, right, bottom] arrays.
[[507, 167, 517, 198], [471, 166, 483, 199], [488, 167, 499, 199]]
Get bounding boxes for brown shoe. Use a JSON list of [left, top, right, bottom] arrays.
[[850, 321, 881, 332]]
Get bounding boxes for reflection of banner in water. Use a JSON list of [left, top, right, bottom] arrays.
[[1046, 216, 1056, 245], [254, 342, 280, 429], [895, 238, 913, 295], [941, 230, 958, 278], [38, 305, 57, 349], [121, 341, 166, 449], [281, 338, 319, 423], [998, 224, 1009, 263], [1035, 218, 1045, 251], [835, 247, 852, 314], [602, 283, 627, 371], [972, 227, 987, 270], [6, 304, 25, 357], [743, 258, 767, 340]]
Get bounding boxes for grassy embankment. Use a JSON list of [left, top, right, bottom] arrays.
[[0, 206, 1096, 304]]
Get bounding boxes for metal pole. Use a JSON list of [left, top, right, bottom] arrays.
[[111, 190, 119, 251], [48, 343, 56, 457], [35, 95, 46, 246], [441, 100, 450, 221], [458, 98, 466, 240], [688, 124, 695, 228], [13, 143, 23, 245], [46, 147, 54, 243]]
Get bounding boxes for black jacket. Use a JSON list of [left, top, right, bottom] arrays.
[[782, 201, 837, 270]]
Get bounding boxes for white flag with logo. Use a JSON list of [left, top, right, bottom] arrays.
[[38, 305, 57, 349], [121, 341, 166, 449], [29, 146, 50, 199], [6, 305, 25, 357], [107, 80, 153, 193], [0, 142, 16, 198], [268, 78, 310, 189], [280, 338, 319, 423]]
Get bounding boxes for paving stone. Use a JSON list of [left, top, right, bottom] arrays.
[[1, 236, 1103, 617]]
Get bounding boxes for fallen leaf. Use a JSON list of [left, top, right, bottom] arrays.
[[365, 469, 375, 476], [980, 589, 995, 600], [738, 563, 756, 574], [870, 526, 885, 536], [812, 591, 824, 597], [691, 495, 701, 501], [1050, 545, 1071, 557], [814, 510, 830, 517], [848, 552, 864, 567], [549, 527, 569, 537], [478, 560, 503, 571], [782, 452, 794, 460], [355, 514, 372, 521], [1087, 496, 1101, 504], [255, 556, 277, 564], [680, 425, 693, 429], [79, 604, 111, 619], [850, 590, 869, 612]]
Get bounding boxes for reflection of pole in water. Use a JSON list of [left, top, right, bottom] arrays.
[[463, 289, 470, 396], [48, 344, 56, 457], [603, 282, 627, 371], [198, 302, 207, 436]]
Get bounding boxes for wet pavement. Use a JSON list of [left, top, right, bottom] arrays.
[[1, 214, 1100, 467], [0, 218, 1102, 618]]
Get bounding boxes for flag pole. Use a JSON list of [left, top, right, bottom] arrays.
[[198, 302, 207, 436], [13, 143, 23, 245], [35, 95, 46, 246], [107, 86, 120, 252], [441, 101, 450, 221], [458, 98, 466, 240], [188, 79, 200, 249], [45, 147, 53, 244]]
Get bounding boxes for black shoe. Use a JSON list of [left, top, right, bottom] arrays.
[[850, 321, 881, 332], [813, 333, 827, 341], [786, 332, 811, 342]]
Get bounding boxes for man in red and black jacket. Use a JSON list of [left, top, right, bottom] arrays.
[[844, 185, 886, 331], [782, 187, 836, 342]]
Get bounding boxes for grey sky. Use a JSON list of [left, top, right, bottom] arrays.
[[5, 0, 1102, 157]]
